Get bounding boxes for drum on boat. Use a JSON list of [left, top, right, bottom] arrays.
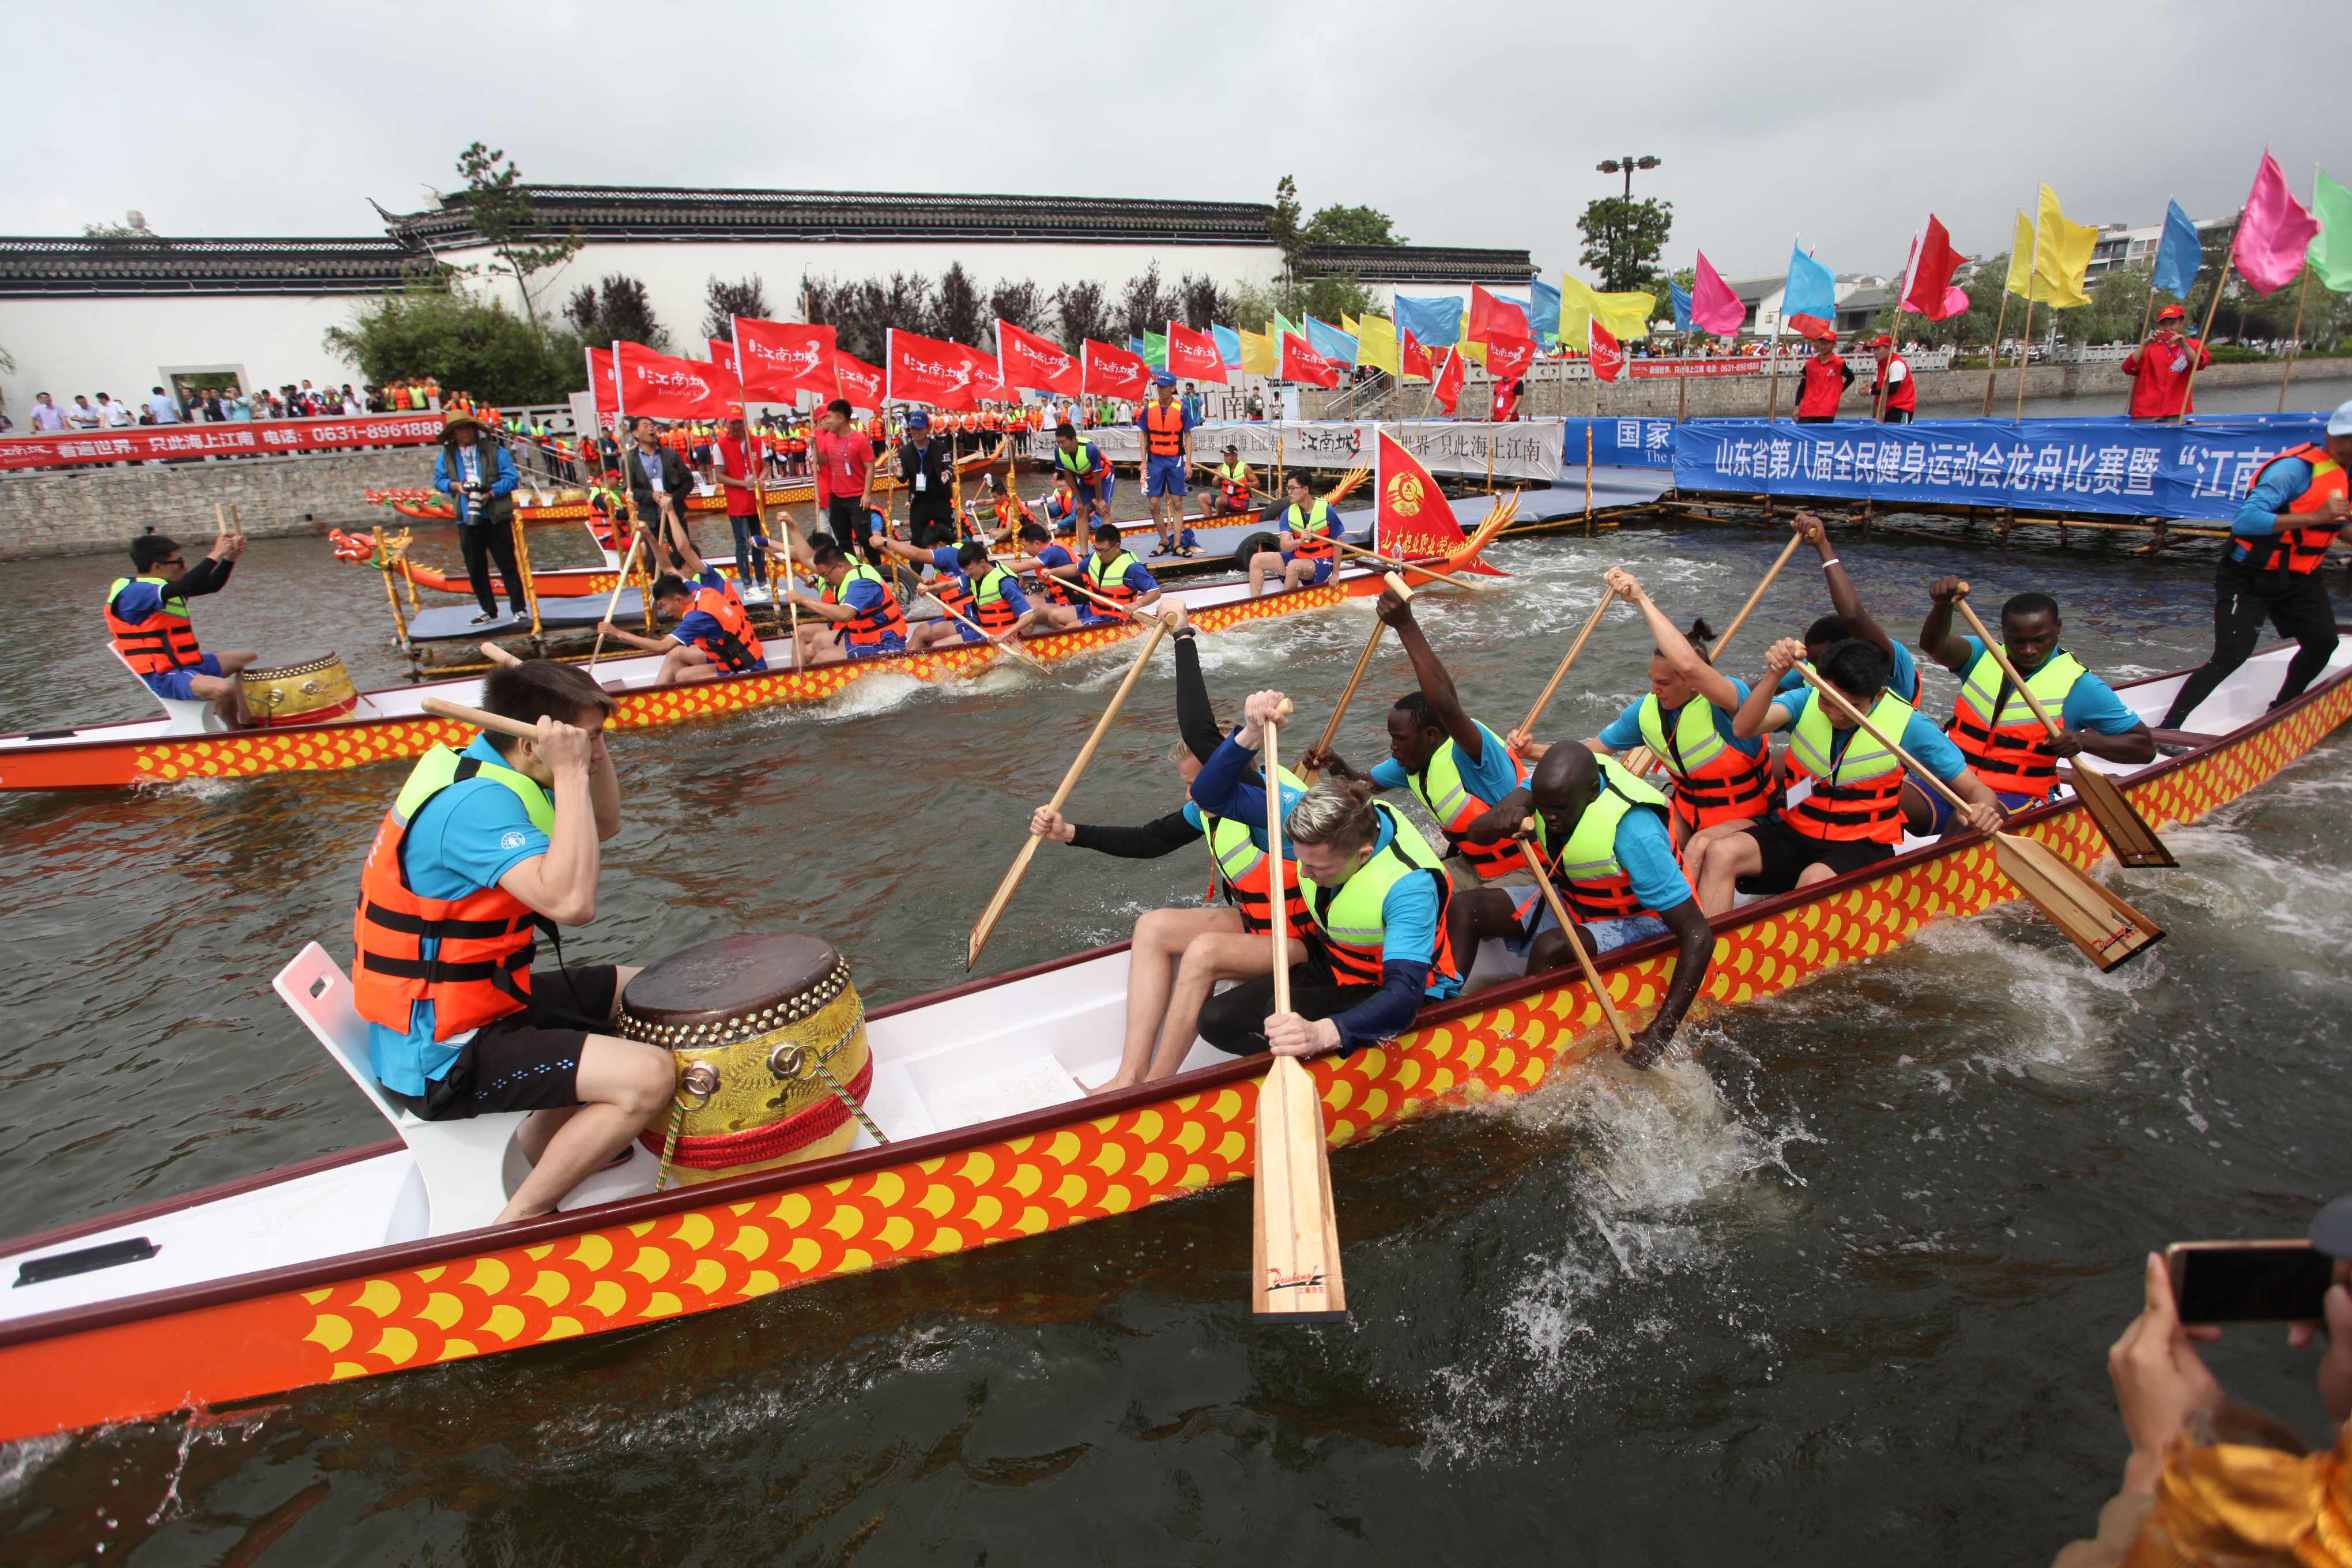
[[623, 932, 875, 1186], [238, 650, 359, 726]]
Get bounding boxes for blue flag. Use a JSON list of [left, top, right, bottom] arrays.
[[1781, 242, 1837, 326], [1670, 282, 1694, 332], [1529, 280, 1562, 342], [2152, 199, 2202, 300], [1394, 293, 1463, 346], [1211, 323, 1242, 368], [1307, 315, 1359, 367], [1128, 335, 1146, 358]]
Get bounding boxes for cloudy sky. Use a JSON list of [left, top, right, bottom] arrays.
[[13, 0, 2341, 283]]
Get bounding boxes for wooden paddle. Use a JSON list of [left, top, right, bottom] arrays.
[[1620, 523, 1810, 778], [1516, 591, 1615, 741], [1252, 697, 1347, 1322], [1330, 536, 1497, 593], [1793, 665, 2163, 973], [1299, 574, 1411, 784], [928, 594, 1054, 674], [588, 529, 646, 669], [1950, 588, 2177, 869], [1058, 573, 1179, 627], [1514, 816, 1637, 1054], [421, 695, 545, 741], [966, 615, 1172, 970]]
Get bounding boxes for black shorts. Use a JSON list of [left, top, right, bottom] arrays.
[[398, 965, 620, 1121], [1733, 816, 1894, 895]]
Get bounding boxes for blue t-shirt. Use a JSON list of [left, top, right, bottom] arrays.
[[835, 573, 904, 650], [2230, 456, 2328, 562], [1772, 689, 1970, 781], [1781, 639, 1921, 704], [365, 737, 553, 1095], [1597, 677, 1763, 758], [1614, 806, 1694, 911], [107, 578, 178, 623], [1370, 720, 1524, 804], [1137, 401, 1200, 453], [928, 548, 1033, 642], [1957, 637, 2141, 734], [671, 567, 766, 671]]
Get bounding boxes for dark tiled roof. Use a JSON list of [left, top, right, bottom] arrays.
[[1301, 243, 1536, 285], [390, 186, 1280, 247], [0, 236, 419, 296]]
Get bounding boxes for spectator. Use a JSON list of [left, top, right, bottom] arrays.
[[67, 395, 101, 431], [223, 388, 250, 422], [29, 393, 66, 432], [435, 412, 526, 626], [96, 392, 135, 428], [2053, 1207, 2352, 1566], [146, 386, 180, 424]]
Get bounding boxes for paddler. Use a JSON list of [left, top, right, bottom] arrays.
[[593, 512, 768, 684], [1076, 521, 1164, 623], [1913, 578, 2155, 831], [1778, 514, 1924, 706], [868, 534, 1039, 651], [1026, 605, 1311, 1090], [1585, 567, 1773, 847], [351, 659, 672, 1225], [784, 538, 909, 665], [1203, 442, 1254, 518], [1246, 473, 1343, 598], [1447, 742, 1713, 1068], [1303, 585, 1532, 889], [105, 526, 257, 728], [1691, 638, 2004, 915], [1005, 519, 1091, 634], [1192, 688, 1461, 1062]]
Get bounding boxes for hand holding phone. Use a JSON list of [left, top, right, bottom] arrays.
[[2166, 1240, 2338, 1324]]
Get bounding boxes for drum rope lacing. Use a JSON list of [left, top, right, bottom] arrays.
[[652, 1002, 885, 1192]]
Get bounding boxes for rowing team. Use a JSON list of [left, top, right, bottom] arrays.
[[585, 477, 1351, 684], [1027, 511, 2160, 1087]]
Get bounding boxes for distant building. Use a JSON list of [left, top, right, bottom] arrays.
[[2085, 214, 2235, 280], [1729, 273, 1897, 338]]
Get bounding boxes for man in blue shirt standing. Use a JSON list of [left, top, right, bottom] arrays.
[[2160, 402, 2352, 730], [1137, 374, 1200, 557], [434, 413, 526, 626]]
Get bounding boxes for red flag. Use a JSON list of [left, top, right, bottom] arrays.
[[1164, 321, 1229, 385], [586, 346, 620, 417], [1279, 332, 1340, 388], [736, 319, 838, 401], [1375, 430, 1469, 560], [1483, 330, 1538, 381], [886, 327, 981, 410], [1589, 322, 1626, 382], [1468, 285, 1529, 342], [1400, 329, 1434, 383], [1081, 337, 1152, 399], [1432, 346, 1466, 414], [996, 319, 1083, 395], [828, 349, 883, 411], [949, 341, 1005, 402], [1901, 215, 1967, 321], [615, 341, 732, 419]]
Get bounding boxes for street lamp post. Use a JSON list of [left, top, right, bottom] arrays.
[[1596, 155, 1662, 198]]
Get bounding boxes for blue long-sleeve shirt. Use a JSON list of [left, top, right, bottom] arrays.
[[2229, 455, 2331, 564], [1191, 730, 1450, 1054], [433, 441, 521, 526]]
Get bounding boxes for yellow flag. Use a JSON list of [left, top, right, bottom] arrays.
[[1238, 327, 1276, 376], [1357, 312, 1402, 376], [1341, 314, 1362, 338], [2034, 184, 2096, 308], [1460, 337, 1488, 366], [1559, 275, 1657, 350], [2005, 210, 2037, 297]]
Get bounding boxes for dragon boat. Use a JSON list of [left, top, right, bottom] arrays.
[[1, 632, 2344, 1443]]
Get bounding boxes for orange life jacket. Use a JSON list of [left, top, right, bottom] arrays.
[[685, 581, 764, 672], [1143, 399, 1188, 457], [2244, 444, 2347, 576], [1949, 647, 2087, 801], [1200, 791, 1313, 940], [1283, 499, 1339, 562], [1084, 549, 1142, 608], [104, 576, 202, 674], [1303, 802, 1460, 988]]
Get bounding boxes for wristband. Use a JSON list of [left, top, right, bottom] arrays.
[[1820, 558, 1841, 569]]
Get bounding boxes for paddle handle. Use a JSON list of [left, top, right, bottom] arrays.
[[1793, 665, 1968, 812], [967, 616, 1171, 968], [1059, 572, 1163, 625], [1517, 816, 1635, 1053], [932, 594, 1051, 674], [1265, 699, 1294, 1017], [1332, 536, 1490, 592], [589, 530, 645, 669], [421, 695, 540, 741], [1952, 589, 2064, 740], [1302, 575, 1409, 782], [1517, 591, 1614, 738], [1712, 526, 1808, 660]]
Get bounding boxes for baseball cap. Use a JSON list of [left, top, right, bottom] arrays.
[[906, 409, 930, 428], [1154, 372, 1176, 387], [2328, 400, 2352, 438], [1222, 442, 1238, 454], [2157, 304, 2187, 321], [1869, 334, 1894, 348]]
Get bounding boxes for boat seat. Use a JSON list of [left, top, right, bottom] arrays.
[[110, 646, 218, 734], [271, 943, 649, 1237]]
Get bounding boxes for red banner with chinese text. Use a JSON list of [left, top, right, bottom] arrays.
[[1624, 357, 1767, 379], [1375, 429, 1469, 560]]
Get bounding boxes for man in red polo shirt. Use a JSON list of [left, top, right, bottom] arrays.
[[1868, 336, 1916, 424], [811, 398, 879, 565], [2120, 304, 2212, 423], [711, 406, 771, 602]]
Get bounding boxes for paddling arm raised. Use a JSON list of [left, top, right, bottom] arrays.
[[1918, 574, 1977, 672], [496, 721, 612, 923], [1795, 513, 1901, 667], [1732, 639, 1807, 739], [1376, 587, 1488, 763], [1609, 568, 1743, 713]]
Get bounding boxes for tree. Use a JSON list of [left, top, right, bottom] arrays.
[[565, 275, 665, 351], [1055, 280, 1110, 352], [989, 278, 1046, 336], [1177, 273, 1230, 332], [1305, 204, 1405, 247], [1578, 196, 1673, 296], [933, 262, 983, 346], [325, 285, 583, 404], [81, 216, 157, 240], [1118, 263, 1180, 340], [1267, 175, 1306, 262], [801, 271, 932, 363], [702, 276, 768, 341], [450, 142, 583, 331]]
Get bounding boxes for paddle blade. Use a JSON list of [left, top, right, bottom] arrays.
[[966, 834, 1045, 970], [1992, 832, 2164, 972], [1251, 1056, 1348, 1322], [2066, 763, 2178, 869]]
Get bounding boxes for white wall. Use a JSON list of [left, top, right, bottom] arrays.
[[1, 293, 369, 419]]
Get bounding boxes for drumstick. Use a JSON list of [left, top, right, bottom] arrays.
[[1252, 696, 1346, 1322], [478, 642, 522, 668]]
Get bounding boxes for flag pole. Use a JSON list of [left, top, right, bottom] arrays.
[[2178, 209, 2240, 422], [2278, 266, 2313, 413], [1982, 213, 2016, 416], [2013, 212, 2043, 421], [1765, 247, 1788, 421], [1879, 221, 1920, 423], [2135, 200, 2169, 348]]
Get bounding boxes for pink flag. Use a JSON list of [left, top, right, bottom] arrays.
[[2236, 150, 2321, 296], [1690, 252, 1746, 336]]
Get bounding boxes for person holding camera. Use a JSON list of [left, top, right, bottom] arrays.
[[434, 412, 526, 626], [2057, 1203, 2352, 1566]]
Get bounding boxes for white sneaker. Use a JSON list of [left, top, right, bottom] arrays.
[[741, 583, 771, 604]]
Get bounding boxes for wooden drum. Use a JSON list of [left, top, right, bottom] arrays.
[[622, 933, 873, 1186], [238, 650, 357, 726]]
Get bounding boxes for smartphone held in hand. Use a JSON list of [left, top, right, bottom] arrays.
[[2166, 1239, 2339, 1324]]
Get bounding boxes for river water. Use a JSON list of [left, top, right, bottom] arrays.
[[3, 492, 2350, 1564]]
